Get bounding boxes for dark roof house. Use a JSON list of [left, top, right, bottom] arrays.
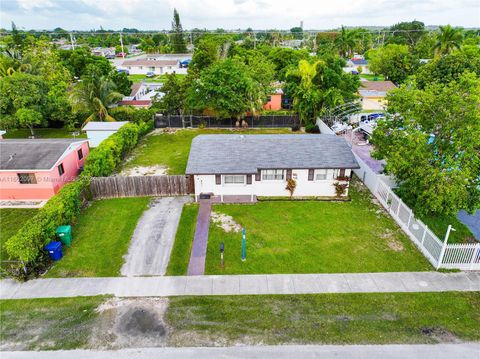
[[186, 134, 359, 175]]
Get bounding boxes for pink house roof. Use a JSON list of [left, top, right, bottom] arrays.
[[118, 100, 152, 108]]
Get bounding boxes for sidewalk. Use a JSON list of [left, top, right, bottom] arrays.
[[2, 344, 479, 359], [1, 272, 479, 300], [187, 200, 212, 276]]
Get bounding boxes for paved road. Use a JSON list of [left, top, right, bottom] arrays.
[[457, 209, 480, 240], [121, 197, 191, 276], [1, 272, 479, 300], [2, 344, 479, 359], [187, 200, 212, 276]]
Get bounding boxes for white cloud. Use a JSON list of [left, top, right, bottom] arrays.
[[1, 0, 478, 30]]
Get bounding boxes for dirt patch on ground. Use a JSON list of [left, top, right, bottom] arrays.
[[380, 229, 405, 251], [211, 211, 242, 233], [91, 297, 169, 349], [421, 327, 460, 343], [120, 165, 167, 176]]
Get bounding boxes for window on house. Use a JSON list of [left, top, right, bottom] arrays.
[[149, 67, 155, 72], [224, 175, 245, 184], [266, 96, 272, 102], [315, 169, 328, 180], [77, 149, 83, 160], [17, 173, 37, 184], [58, 164, 65, 176], [262, 169, 284, 180]]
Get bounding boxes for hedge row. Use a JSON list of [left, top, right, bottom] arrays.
[[5, 120, 153, 270]]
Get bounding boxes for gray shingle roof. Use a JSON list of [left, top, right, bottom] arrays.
[[185, 134, 359, 174], [0, 139, 86, 170]]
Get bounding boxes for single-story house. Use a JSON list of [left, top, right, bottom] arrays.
[[359, 80, 397, 110], [263, 88, 283, 111], [185, 134, 359, 202], [82, 121, 129, 147], [121, 59, 179, 75], [0, 139, 89, 200], [347, 58, 371, 74]]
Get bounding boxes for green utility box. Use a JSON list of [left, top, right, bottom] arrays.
[[56, 225, 72, 246]]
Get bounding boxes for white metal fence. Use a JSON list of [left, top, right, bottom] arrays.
[[354, 156, 480, 270]]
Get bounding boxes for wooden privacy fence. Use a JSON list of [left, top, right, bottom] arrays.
[[90, 176, 193, 198]]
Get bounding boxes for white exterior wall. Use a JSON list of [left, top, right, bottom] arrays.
[[125, 65, 180, 75], [86, 130, 117, 147], [194, 169, 352, 199]]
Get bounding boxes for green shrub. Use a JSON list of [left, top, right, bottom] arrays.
[[5, 177, 90, 264], [110, 107, 154, 123], [4, 121, 152, 277], [305, 124, 320, 133]]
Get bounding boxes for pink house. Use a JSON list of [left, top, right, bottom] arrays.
[[263, 89, 283, 111], [0, 139, 90, 201]]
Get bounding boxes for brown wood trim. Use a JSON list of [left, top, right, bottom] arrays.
[[286, 169, 292, 180], [255, 171, 260, 181], [308, 169, 314, 181], [215, 174, 221, 185], [246, 174, 252, 184]]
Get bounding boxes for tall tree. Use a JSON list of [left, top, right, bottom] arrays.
[[372, 72, 480, 216], [186, 59, 263, 119], [434, 25, 464, 56], [387, 20, 426, 48], [70, 72, 123, 125], [367, 44, 419, 84], [334, 26, 358, 58], [170, 9, 187, 53]]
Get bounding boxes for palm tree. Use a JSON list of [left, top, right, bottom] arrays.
[[70, 75, 123, 125], [434, 25, 463, 56], [335, 26, 358, 58]]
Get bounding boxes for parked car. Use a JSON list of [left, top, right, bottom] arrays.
[[116, 52, 126, 57], [117, 69, 130, 75], [105, 54, 115, 59], [146, 71, 155, 78]]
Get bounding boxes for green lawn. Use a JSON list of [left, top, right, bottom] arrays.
[[166, 203, 199, 275], [0, 296, 106, 350], [420, 214, 476, 244], [360, 74, 385, 81], [121, 128, 293, 175], [0, 208, 38, 260], [167, 292, 480, 345], [46, 197, 150, 277], [202, 178, 431, 274], [3, 128, 86, 139]]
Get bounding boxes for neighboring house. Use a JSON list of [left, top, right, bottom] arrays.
[[0, 130, 5, 139], [91, 47, 115, 57], [82, 121, 129, 147], [280, 39, 303, 49], [117, 82, 163, 109], [347, 58, 371, 74], [359, 80, 397, 110], [121, 59, 179, 75], [0, 139, 89, 200], [263, 88, 283, 111], [186, 134, 359, 202]]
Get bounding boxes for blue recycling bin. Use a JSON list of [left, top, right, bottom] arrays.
[[44, 241, 63, 261]]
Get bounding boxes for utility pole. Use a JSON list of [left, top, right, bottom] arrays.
[[69, 33, 75, 50], [120, 32, 125, 58]]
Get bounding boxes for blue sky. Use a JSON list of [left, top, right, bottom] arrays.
[[1, 0, 479, 30]]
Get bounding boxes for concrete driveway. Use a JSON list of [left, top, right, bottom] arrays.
[[121, 196, 192, 276]]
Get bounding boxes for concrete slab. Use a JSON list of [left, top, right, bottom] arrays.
[[266, 275, 295, 293], [291, 274, 322, 294], [369, 273, 408, 292], [315, 274, 352, 293], [121, 197, 191, 277], [397, 272, 445, 292], [464, 272, 480, 290], [239, 275, 269, 294], [210, 275, 240, 295], [343, 274, 379, 292], [185, 276, 213, 295], [436, 272, 480, 291]]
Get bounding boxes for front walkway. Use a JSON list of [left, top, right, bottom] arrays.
[[2, 344, 478, 359], [187, 200, 212, 275], [1, 272, 478, 300], [121, 196, 192, 276]]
